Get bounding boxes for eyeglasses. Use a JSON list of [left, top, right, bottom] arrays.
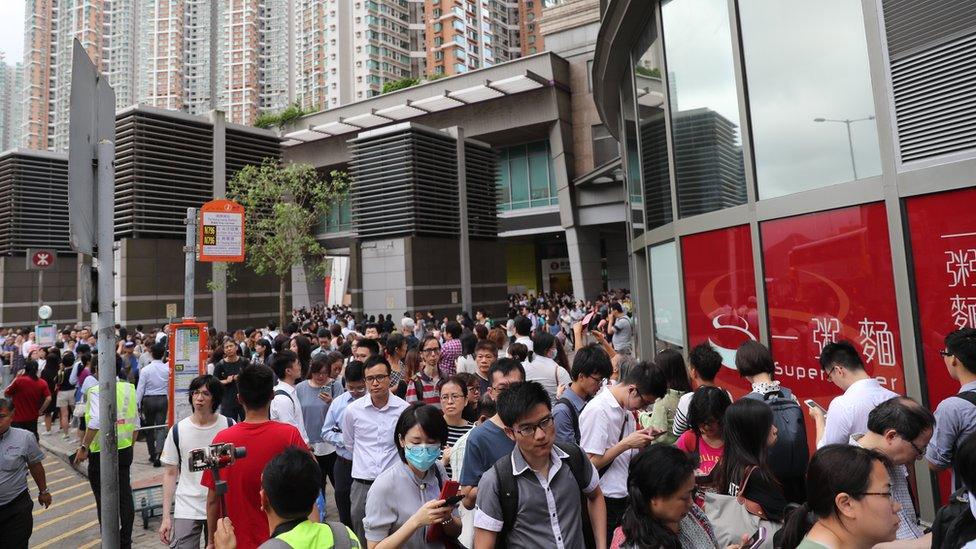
[[588, 373, 607, 384], [348, 387, 367, 395], [364, 374, 390, 384], [939, 349, 953, 358], [900, 435, 926, 458], [512, 415, 555, 437], [825, 364, 840, 378], [191, 390, 212, 398], [422, 347, 441, 354], [490, 384, 510, 393], [440, 393, 464, 402], [855, 490, 894, 500]]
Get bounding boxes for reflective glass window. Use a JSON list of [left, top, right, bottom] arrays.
[[650, 241, 684, 351], [662, 0, 747, 217], [622, 67, 645, 237], [495, 141, 557, 210], [632, 26, 672, 231], [740, 0, 881, 199]]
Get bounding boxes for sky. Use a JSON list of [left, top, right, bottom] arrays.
[[0, 2, 25, 63]]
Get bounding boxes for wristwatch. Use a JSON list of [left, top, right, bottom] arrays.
[[38, 488, 49, 495]]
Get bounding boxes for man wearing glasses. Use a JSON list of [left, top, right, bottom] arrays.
[[321, 360, 368, 528], [810, 340, 897, 448], [849, 396, 934, 545], [460, 358, 526, 510], [342, 355, 409, 543], [473, 381, 607, 549], [579, 360, 667, 542], [553, 344, 613, 445]]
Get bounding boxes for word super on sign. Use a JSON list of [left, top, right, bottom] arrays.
[[198, 199, 245, 263]]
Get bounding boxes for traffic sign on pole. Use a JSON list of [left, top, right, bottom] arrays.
[[25, 249, 56, 271], [68, 39, 115, 256], [198, 199, 245, 262]]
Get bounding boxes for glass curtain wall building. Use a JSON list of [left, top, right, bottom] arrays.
[[593, 0, 976, 516]]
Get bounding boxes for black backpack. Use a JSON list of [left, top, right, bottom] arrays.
[[172, 415, 235, 468], [554, 397, 581, 443], [493, 441, 595, 549], [931, 488, 976, 549], [743, 388, 809, 481]]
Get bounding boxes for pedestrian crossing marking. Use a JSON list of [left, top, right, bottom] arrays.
[[33, 502, 97, 532], [78, 539, 101, 549], [32, 519, 100, 549]]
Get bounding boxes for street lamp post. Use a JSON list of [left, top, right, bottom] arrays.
[[813, 115, 875, 180]]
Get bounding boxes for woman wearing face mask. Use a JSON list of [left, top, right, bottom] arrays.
[[363, 403, 462, 548], [523, 331, 571, 403]]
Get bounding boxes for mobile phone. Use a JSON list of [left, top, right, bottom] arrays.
[[441, 494, 464, 507], [803, 399, 827, 414], [745, 526, 766, 549]]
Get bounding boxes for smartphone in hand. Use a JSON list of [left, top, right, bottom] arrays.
[[803, 399, 827, 414], [745, 526, 767, 549]]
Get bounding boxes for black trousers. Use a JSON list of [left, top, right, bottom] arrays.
[[141, 395, 168, 459], [605, 496, 629, 543], [11, 420, 38, 441], [89, 445, 135, 549], [0, 490, 32, 549], [316, 452, 338, 491], [333, 455, 353, 527]]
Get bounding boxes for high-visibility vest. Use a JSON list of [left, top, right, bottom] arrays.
[[262, 521, 360, 549], [84, 381, 138, 452]]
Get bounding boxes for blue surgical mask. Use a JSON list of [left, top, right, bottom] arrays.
[[403, 442, 441, 471]]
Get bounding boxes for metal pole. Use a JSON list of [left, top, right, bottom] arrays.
[[844, 120, 858, 180], [455, 128, 472, 314], [96, 139, 119, 549], [184, 208, 197, 318], [38, 270, 43, 307]]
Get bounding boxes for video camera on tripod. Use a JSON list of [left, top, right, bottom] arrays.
[[189, 443, 246, 517]]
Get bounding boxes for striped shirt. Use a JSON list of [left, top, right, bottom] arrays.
[[443, 422, 473, 478], [405, 372, 441, 406]]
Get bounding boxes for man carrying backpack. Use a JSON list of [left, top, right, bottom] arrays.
[[553, 344, 613, 444], [270, 351, 309, 444], [214, 447, 361, 548], [734, 341, 809, 503], [158, 375, 235, 548], [473, 381, 607, 549]]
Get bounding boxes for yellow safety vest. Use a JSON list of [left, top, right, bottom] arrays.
[[84, 381, 138, 452]]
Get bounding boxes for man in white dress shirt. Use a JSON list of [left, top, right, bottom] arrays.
[[269, 350, 309, 443], [342, 355, 409, 544], [136, 343, 170, 467], [809, 340, 898, 448]]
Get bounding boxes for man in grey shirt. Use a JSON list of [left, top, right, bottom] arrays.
[[474, 381, 607, 548], [926, 328, 976, 490], [0, 397, 52, 548], [607, 303, 632, 355]]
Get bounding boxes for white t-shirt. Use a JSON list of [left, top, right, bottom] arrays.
[[579, 387, 634, 498], [523, 355, 571, 402], [160, 415, 233, 519], [271, 381, 309, 443]]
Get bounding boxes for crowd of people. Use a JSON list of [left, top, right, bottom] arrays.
[[1, 293, 976, 548]]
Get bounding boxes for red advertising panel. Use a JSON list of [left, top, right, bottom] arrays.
[[761, 202, 905, 403], [904, 186, 976, 501], [681, 225, 760, 398]]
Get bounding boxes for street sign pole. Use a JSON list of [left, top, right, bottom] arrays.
[[38, 270, 43, 307], [96, 139, 119, 549], [184, 208, 197, 318]]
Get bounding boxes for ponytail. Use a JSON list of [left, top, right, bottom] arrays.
[[778, 503, 815, 549]]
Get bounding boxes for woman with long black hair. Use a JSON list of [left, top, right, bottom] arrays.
[[290, 334, 313, 379], [643, 349, 693, 444], [712, 398, 788, 522], [778, 445, 900, 548], [612, 445, 723, 548]]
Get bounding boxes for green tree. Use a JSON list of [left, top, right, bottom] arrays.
[[227, 160, 349, 326], [382, 77, 421, 94]]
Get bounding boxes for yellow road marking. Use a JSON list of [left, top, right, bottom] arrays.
[[78, 539, 101, 549], [32, 519, 100, 549], [33, 502, 97, 531], [50, 480, 89, 497], [40, 474, 76, 488], [28, 467, 65, 478], [33, 489, 93, 515]]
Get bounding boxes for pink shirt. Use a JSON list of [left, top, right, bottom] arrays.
[[675, 430, 723, 477]]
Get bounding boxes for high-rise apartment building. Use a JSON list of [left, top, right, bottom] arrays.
[[15, 0, 544, 150], [422, 0, 543, 78], [0, 58, 24, 151]]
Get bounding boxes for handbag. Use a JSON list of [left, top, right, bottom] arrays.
[[702, 466, 780, 549]]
